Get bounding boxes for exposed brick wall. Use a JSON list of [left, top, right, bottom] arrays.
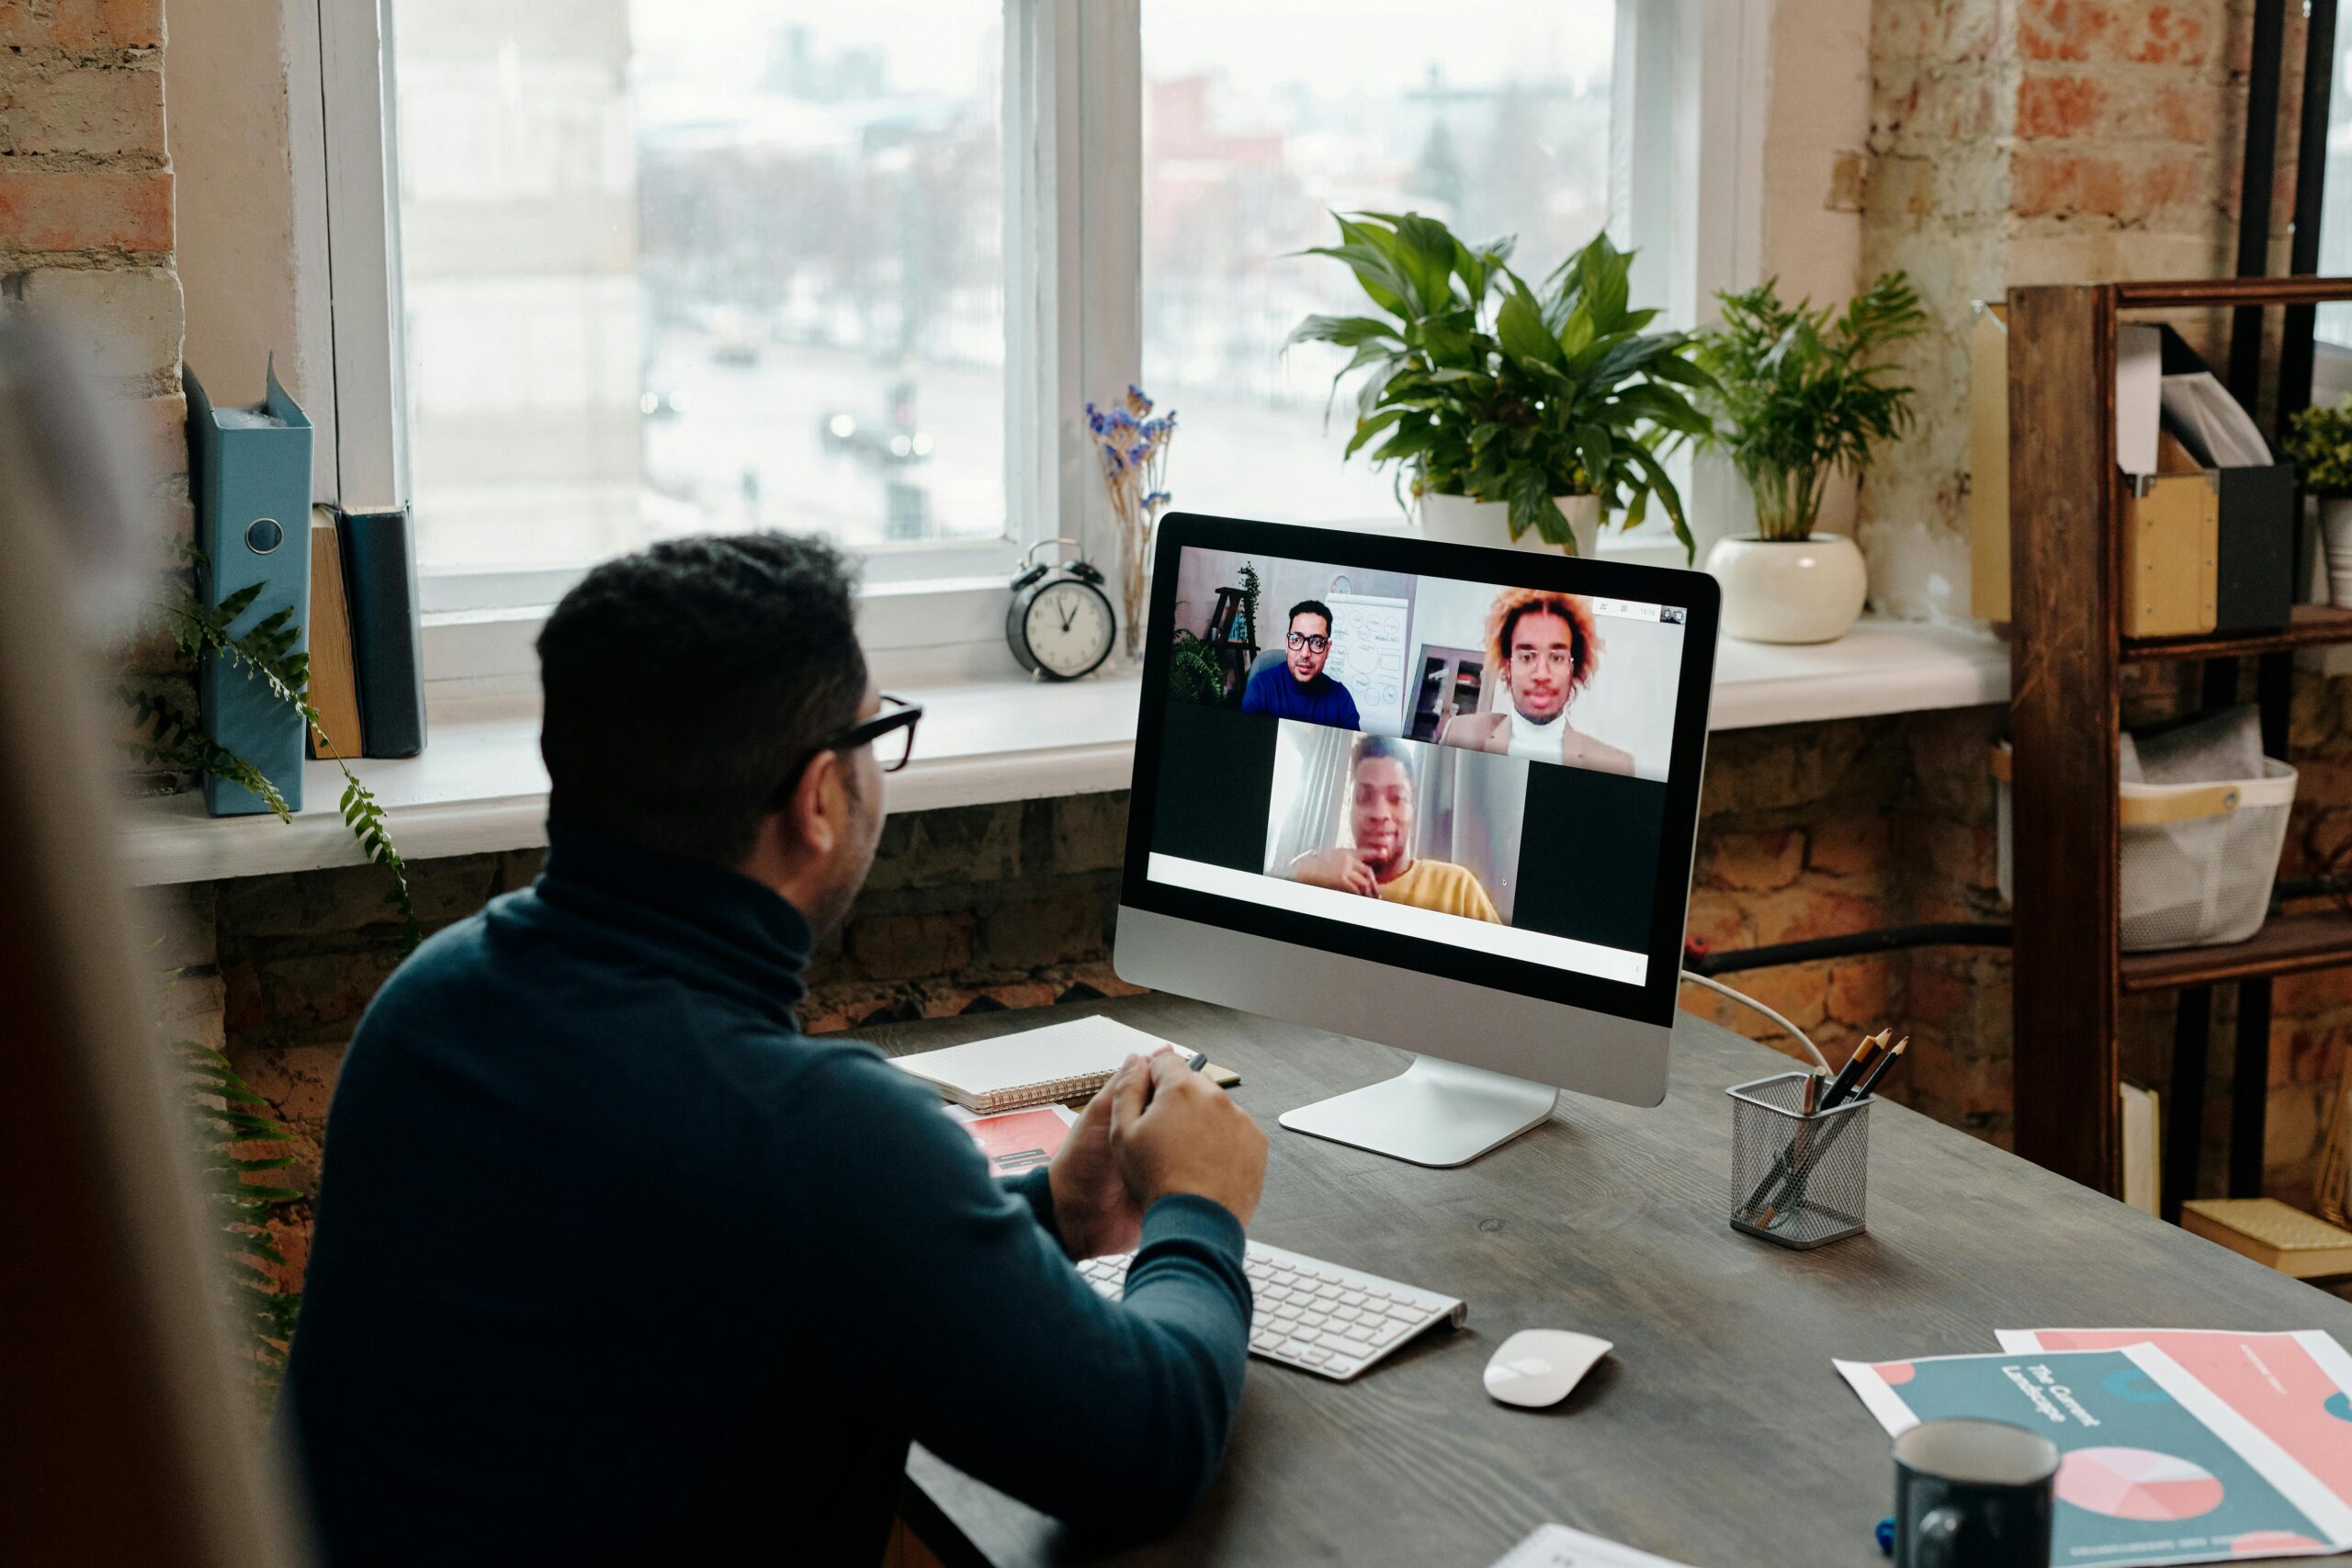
[[1857, 0, 2351, 1207], [2, 0, 188, 769], [135, 697, 2352, 1295], [1860, 0, 2275, 617], [1680, 707, 2018, 1145], [136, 794, 1145, 1291], [0, 0, 183, 532]]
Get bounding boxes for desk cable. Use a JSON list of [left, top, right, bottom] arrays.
[[1678, 970, 1830, 1074]]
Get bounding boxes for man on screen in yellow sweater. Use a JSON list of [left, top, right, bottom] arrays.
[[1288, 735, 1502, 923]]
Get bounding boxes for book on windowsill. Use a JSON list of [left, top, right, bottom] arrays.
[[306, 512, 365, 759]]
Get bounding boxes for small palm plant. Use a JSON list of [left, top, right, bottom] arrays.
[[1289, 212, 1713, 557], [1690, 273, 1928, 541]]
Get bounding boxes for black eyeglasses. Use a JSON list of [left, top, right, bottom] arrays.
[[766, 694, 923, 808], [1285, 632, 1331, 653]]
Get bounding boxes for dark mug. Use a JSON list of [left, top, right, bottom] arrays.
[[1893, 1418, 2060, 1568]]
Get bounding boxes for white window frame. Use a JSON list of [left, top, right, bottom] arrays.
[[295, 0, 1757, 682]]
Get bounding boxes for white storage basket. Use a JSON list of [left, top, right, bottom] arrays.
[[1995, 745, 2298, 953]]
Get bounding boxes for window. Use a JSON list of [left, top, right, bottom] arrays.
[[311, 0, 1746, 650], [390, 1, 1009, 596], [1139, 3, 1618, 526]]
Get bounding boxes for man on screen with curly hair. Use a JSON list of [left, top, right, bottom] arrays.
[[1439, 587, 1634, 775]]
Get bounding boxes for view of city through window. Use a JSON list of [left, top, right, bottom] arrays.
[[393, 2, 1614, 578], [1141, 2, 1614, 525]]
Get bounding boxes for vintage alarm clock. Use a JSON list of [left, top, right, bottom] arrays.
[[1006, 536, 1116, 681]]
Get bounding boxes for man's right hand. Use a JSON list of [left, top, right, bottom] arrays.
[[1291, 848, 1378, 898], [1109, 1050, 1268, 1227]]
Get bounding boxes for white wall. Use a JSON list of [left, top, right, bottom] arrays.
[[1753, 0, 1872, 544], [165, 0, 333, 483]]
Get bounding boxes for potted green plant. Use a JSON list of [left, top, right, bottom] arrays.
[[1689, 273, 1927, 643], [1288, 213, 1710, 558], [2287, 400, 2352, 608]]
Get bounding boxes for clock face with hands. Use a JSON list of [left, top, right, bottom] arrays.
[[1021, 579, 1115, 678]]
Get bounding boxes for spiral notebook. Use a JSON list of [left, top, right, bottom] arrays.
[[889, 1016, 1200, 1112]]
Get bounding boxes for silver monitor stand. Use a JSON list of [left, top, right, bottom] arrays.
[[1278, 1055, 1560, 1168]]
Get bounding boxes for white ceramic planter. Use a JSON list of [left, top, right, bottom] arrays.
[[2323, 496, 2352, 608], [1419, 491, 1600, 558], [1706, 532, 1870, 644]]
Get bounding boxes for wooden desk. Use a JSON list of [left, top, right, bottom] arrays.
[[862, 996, 2352, 1567]]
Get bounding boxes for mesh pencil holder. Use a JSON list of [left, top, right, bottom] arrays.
[[1728, 1072, 1871, 1250]]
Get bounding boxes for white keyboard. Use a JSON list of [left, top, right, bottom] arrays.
[[1077, 1239, 1465, 1382]]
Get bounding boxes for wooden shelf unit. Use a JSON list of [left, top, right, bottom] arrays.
[[2123, 604, 2352, 662], [2007, 278, 2352, 1217], [2118, 908, 2352, 992]]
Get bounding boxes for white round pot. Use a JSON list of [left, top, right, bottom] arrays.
[[1419, 491, 1600, 557], [2323, 496, 2352, 608], [1706, 532, 1869, 644]]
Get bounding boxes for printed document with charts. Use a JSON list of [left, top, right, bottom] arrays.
[[1838, 1341, 2352, 1565]]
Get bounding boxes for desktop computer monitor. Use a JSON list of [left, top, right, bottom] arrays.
[[1115, 513, 1719, 1167]]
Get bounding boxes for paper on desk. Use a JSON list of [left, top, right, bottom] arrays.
[[944, 1102, 1078, 1178], [1838, 1346, 2352, 1563], [1995, 1329, 2352, 1511], [1487, 1523, 1699, 1568]]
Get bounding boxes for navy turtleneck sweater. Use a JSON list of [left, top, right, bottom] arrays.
[[280, 827, 1251, 1566]]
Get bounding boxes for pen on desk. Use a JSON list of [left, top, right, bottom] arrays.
[[1737, 1067, 1827, 1220]]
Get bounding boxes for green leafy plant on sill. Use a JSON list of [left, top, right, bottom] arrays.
[[175, 1023, 306, 1413], [1288, 212, 1712, 557], [121, 549, 421, 952], [1689, 272, 1928, 543], [2286, 400, 2352, 497]]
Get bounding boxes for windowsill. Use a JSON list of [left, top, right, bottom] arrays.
[[116, 616, 2009, 887]]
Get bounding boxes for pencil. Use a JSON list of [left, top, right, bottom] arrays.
[[1820, 1031, 1887, 1111], [1852, 1037, 1908, 1102]]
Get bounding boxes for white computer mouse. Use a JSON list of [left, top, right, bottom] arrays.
[[1482, 1329, 1613, 1408]]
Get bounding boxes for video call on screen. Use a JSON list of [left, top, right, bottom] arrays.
[[1148, 547, 1685, 990]]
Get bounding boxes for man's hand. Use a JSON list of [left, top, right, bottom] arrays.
[[1110, 1050, 1268, 1227], [1046, 1055, 1151, 1259], [1291, 848, 1378, 898]]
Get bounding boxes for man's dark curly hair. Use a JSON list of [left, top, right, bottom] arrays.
[[536, 533, 865, 865]]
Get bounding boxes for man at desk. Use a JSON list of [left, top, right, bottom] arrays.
[[1239, 599, 1362, 728], [280, 534, 1268, 1565], [1441, 587, 1634, 774], [1291, 735, 1502, 922]]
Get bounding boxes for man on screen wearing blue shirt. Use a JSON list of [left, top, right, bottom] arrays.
[[1239, 600, 1362, 728]]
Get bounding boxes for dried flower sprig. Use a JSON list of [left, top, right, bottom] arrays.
[[1086, 384, 1178, 660]]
